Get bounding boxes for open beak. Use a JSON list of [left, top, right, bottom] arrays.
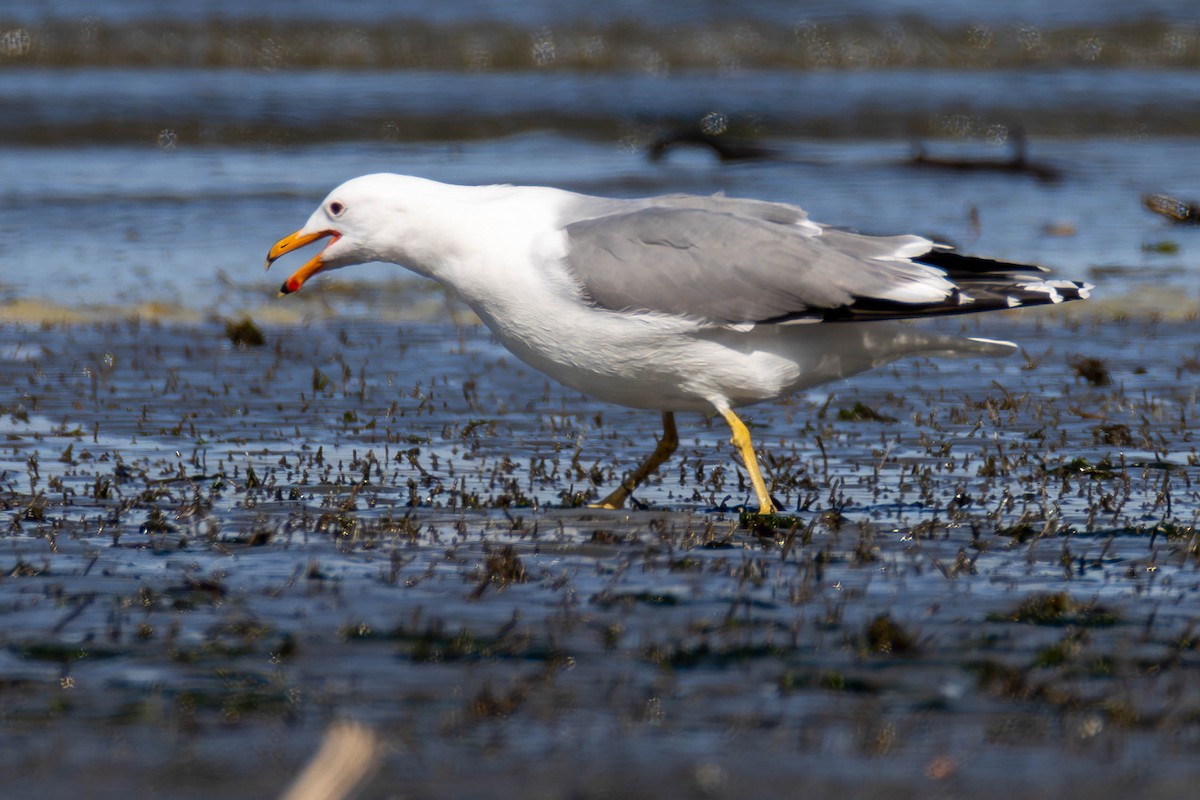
[[264, 229, 339, 295]]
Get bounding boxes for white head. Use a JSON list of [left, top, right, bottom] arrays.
[[265, 173, 455, 295]]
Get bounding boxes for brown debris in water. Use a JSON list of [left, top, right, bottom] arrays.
[[225, 317, 266, 347]]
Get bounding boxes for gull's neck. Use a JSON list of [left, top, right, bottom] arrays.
[[400, 182, 572, 295]]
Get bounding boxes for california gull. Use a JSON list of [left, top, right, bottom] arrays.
[[266, 174, 1091, 514]]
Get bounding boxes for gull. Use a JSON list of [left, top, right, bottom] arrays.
[[266, 174, 1090, 514]]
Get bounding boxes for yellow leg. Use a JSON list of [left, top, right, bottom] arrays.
[[720, 408, 776, 514], [591, 411, 679, 510]]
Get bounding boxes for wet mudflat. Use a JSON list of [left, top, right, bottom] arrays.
[[0, 310, 1198, 798]]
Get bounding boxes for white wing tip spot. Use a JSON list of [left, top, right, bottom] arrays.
[[1016, 280, 1076, 304]]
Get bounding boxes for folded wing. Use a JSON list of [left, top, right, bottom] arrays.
[[563, 202, 1089, 325]]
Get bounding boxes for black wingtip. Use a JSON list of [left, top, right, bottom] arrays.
[[916, 249, 1047, 276], [818, 278, 1092, 323]]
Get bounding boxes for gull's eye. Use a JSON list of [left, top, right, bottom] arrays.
[[328, 201, 345, 217]]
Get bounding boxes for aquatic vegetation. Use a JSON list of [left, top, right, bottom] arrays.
[[1068, 355, 1112, 386], [991, 591, 1121, 627], [0, 315, 1197, 796], [224, 317, 266, 348]]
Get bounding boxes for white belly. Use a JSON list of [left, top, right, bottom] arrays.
[[472, 295, 1000, 413]]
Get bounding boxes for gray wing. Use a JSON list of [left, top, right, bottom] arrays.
[[562, 205, 953, 324]]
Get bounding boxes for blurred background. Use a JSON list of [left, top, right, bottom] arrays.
[[2, 0, 1198, 320]]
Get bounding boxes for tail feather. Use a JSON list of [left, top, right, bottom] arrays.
[[964, 336, 1018, 357], [917, 336, 1018, 360]]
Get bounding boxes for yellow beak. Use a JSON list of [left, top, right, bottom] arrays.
[[264, 229, 338, 295]]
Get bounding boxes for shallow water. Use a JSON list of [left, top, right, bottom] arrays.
[[3, 135, 1200, 316], [3, 1, 1200, 316], [0, 316, 1197, 797]]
